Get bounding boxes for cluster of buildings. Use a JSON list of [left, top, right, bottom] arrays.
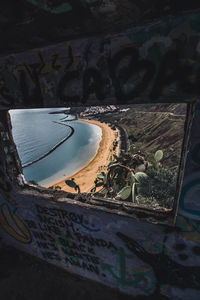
[[80, 105, 117, 116]]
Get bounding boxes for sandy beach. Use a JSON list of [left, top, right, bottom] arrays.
[[50, 118, 120, 193]]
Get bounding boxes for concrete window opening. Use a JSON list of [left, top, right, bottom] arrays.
[[7, 102, 189, 225], [1, 8, 200, 299]]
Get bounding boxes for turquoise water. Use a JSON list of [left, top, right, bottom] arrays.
[[9, 108, 102, 187]]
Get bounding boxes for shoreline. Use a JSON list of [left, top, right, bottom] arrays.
[[49, 118, 120, 193]]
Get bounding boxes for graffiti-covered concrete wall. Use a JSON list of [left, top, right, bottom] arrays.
[[1, 9, 200, 300], [1, 1, 200, 56], [1, 12, 200, 108]]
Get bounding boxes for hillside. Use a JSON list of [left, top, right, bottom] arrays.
[[98, 104, 187, 170]]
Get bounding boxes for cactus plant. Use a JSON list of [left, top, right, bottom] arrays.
[[132, 183, 136, 203], [117, 186, 132, 200], [154, 150, 163, 162], [90, 155, 142, 202], [65, 178, 80, 194], [90, 148, 176, 209]]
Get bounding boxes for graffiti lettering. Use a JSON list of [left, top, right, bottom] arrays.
[[2, 31, 200, 109]]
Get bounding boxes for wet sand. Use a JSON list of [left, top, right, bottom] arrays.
[[50, 118, 120, 193]]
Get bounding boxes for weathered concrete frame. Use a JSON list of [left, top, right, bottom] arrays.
[[1, 11, 200, 299], [1, 102, 194, 226]]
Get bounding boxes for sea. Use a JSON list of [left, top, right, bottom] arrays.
[[9, 108, 102, 187]]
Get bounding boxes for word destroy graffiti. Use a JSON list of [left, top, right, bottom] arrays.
[[24, 204, 118, 276]]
